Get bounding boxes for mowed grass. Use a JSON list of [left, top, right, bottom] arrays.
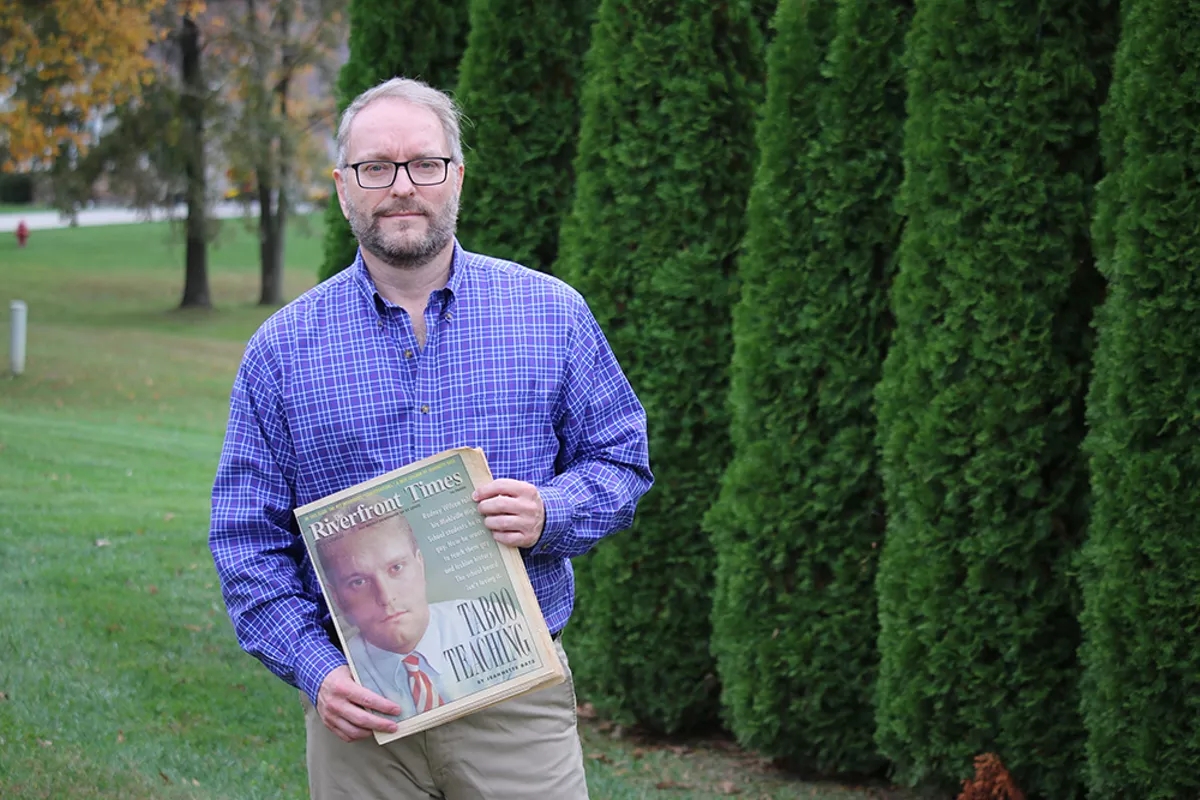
[[0, 220, 909, 800], [0, 218, 323, 800]]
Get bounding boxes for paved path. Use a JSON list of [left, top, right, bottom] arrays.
[[0, 202, 280, 233]]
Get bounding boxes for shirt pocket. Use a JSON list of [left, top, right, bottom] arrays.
[[463, 381, 559, 479]]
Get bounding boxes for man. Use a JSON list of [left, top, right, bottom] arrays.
[[317, 513, 476, 720], [209, 75, 652, 800]]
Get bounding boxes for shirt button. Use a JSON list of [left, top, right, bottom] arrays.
[[445, 312, 453, 321], [404, 349, 413, 358], [420, 404, 430, 414]]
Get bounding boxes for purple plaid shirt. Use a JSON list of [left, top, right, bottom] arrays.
[[209, 243, 652, 705]]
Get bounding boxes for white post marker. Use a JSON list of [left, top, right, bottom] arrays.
[[10, 300, 27, 376]]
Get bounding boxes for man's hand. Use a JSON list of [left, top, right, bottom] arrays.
[[473, 479, 545, 549], [316, 666, 402, 742]]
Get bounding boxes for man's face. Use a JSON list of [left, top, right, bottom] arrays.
[[325, 519, 431, 655], [333, 97, 464, 269]]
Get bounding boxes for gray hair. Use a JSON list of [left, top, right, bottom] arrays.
[[335, 77, 464, 169]]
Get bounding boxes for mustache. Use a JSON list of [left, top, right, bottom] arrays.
[[373, 202, 429, 218]]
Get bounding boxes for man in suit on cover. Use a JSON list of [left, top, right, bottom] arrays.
[[317, 512, 475, 720]]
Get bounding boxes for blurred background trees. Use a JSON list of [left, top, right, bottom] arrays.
[[0, 0, 166, 171], [1, 0, 344, 308], [217, 0, 343, 304]]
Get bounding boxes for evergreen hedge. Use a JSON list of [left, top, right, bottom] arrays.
[[318, 0, 469, 281], [702, 0, 908, 774], [453, 0, 594, 274], [557, 0, 763, 734], [1081, 1, 1200, 796], [752, 0, 778, 43], [873, 0, 1116, 795]]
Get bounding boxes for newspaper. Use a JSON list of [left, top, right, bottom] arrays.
[[295, 447, 565, 744]]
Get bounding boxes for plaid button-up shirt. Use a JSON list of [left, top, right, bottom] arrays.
[[210, 243, 653, 704]]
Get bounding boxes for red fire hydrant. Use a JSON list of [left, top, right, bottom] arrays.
[[15, 220, 29, 248]]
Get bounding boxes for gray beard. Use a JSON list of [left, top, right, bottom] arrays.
[[349, 191, 460, 270]]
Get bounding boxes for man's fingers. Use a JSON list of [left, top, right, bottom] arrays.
[[322, 699, 398, 738], [477, 495, 542, 523], [324, 670, 401, 717], [492, 531, 532, 548], [318, 702, 366, 741], [473, 478, 535, 501], [317, 666, 400, 737], [336, 700, 399, 733], [476, 495, 524, 516], [483, 513, 525, 531], [333, 686, 401, 731], [330, 721, 362, 743], [330, 715, 377, 742], [342, 684, 402, 717], [473, 479, 544, 548]]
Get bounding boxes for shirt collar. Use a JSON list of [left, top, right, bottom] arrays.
[[445, 241, 469, 297], [350, 240, 469, 317]]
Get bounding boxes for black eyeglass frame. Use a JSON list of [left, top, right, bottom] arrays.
[[347, 157, 455, 189]]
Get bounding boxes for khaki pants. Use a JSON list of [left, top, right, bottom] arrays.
[[304, 640, 589, 800]]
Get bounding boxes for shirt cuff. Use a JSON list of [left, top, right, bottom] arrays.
[[531, 484, 574, 557], [295, 640, 349, 706]]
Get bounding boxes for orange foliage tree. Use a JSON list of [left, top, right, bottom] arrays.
[[0, 0, 170, 170]]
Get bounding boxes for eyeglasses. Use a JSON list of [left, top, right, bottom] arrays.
[[348, 158, 453, 189]]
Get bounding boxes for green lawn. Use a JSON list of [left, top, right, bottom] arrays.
[[0, 218, 323, 800], [0, 203, 47, 214], [0, 220, 911, 800]]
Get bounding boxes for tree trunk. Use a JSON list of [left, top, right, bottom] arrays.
[[179, 15, 210, 309], [256, 0, 291, 306], [257, 181, 285, 305]]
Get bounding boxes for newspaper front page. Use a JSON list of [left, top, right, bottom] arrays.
[[295, 447, 565, 744]]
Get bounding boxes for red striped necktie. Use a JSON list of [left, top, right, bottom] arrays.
[[403, 654, 444, 713]]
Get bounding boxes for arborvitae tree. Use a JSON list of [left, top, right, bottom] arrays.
[[557, 0, 763, 734], [318, 0, 469, 281], [751, 0, 778, 44], [703, 0, 909, 774], [873, 0, 1116, 796], [1081, 1, 1200, 796], [453, 0, 594, 274]]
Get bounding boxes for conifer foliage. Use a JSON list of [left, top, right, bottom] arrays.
[[873, 0, 1116, 795], [318, 0, 469, 281], [1081, 1, 1200, 796], [703, 0, 908, 774], [454, 0, 595, 274], [557, 0, 763, 733]]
